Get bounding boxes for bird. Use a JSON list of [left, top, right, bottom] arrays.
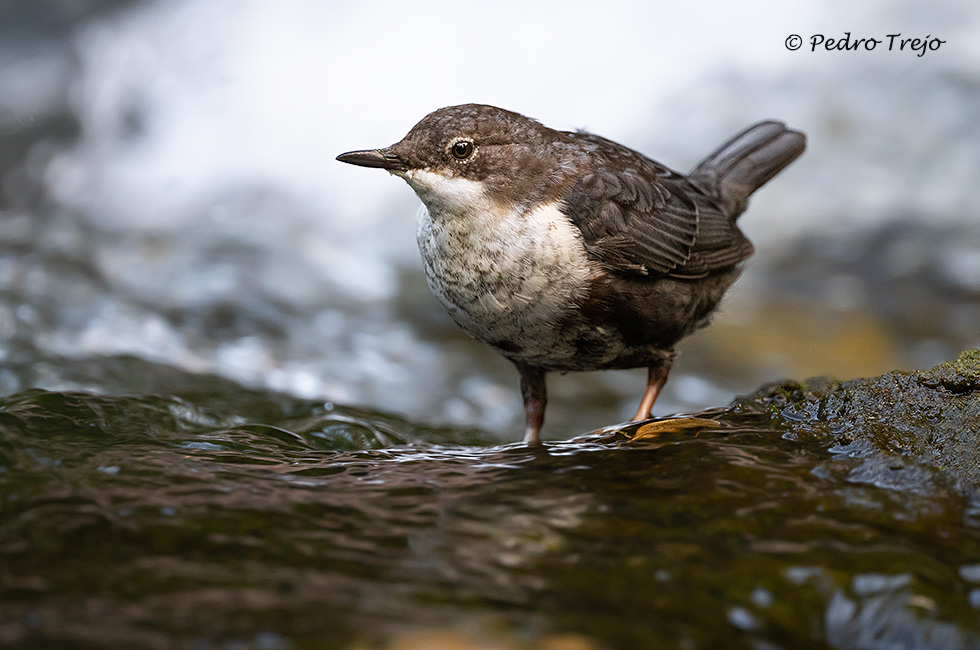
[[337, 104, 806, 445]]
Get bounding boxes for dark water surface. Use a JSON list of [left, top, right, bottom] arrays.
[[2, 4, 980, 648], [2, 375, 979, 650]]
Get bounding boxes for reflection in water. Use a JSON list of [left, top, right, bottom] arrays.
[[1, 387, 978, 649]]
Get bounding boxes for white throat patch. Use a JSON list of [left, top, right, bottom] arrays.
[[400, 169, 489, 217]]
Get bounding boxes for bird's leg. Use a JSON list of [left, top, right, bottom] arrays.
[[632, 364, 671, 421], [517, 364, 547, 446]]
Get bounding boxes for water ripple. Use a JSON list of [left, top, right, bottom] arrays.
[[1, 389, 979, 649]]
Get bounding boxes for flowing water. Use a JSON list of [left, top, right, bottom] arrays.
[[3, 4, 980, 649], [2, 370, 979, 649]]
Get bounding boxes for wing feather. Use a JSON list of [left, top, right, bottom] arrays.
[[563, 133, 753, 279]]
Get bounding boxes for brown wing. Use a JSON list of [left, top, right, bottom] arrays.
[[562, 134, 753, 279]]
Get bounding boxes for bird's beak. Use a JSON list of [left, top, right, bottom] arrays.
[[335, 147, 407, 172]]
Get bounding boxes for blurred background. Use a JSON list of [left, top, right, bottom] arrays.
[[1, 0, 978, 439]]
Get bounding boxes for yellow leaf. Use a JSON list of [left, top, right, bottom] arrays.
[[629, 417, 722, 441]]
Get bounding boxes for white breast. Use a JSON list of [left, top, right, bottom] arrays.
[[404, 169, 595, 365]]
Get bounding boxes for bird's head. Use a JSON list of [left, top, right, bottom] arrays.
[[337, 104, 583, 213]]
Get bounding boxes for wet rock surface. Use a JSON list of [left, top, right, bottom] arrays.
[[744, 348, 980, 492], [2, 352, 980, 649]]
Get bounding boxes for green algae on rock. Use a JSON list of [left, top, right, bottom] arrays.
[[740, 349, 980, 489]]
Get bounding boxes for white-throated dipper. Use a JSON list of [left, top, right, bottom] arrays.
[[337, 104, 805, 445]]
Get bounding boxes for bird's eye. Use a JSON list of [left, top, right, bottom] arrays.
[[451, 140, 474, 160]]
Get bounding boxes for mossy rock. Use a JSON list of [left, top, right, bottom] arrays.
[[739, 349, 980, 488]]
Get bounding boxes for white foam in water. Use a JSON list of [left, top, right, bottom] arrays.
[[46, 0, 805, 232]]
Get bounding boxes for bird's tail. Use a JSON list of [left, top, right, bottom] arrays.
[[689, 120, 806, 217]]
